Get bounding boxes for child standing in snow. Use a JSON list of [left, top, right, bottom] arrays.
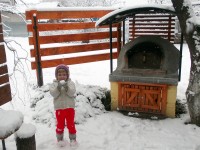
[[49, 64, 77, 147]]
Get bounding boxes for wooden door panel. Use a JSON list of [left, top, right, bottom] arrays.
[[118, 82, 167, 115]]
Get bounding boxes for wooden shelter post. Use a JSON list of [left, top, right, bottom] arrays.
[[122, 20, 125, 45]]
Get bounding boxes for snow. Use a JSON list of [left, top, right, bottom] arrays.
[[26, 6, 116, 12], [0, 109, 23, 139], [95, 4, 175, 27], [15, 123, 36, 139], [0, 35, 200, 149]]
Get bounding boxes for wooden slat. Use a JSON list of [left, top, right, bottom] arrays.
[[0, 74, 9, 85], [0, 84, 12, 106], [134, 19, 175, 22], [130, 30, 174, 33], [0, 65, 8, 76], [131, 15, 175, 18], [26, 10, 113, 20], [130, 34, 175, 37], [31, 52, 118, 69], [27, 22, 117, 32], [30, 42, 118, 57], [130, 26, 175, 30], [130, 23, 175, 26], [129, 38, 175, 43], [29, 31, 118, 45], [0, 45, 6, 64]]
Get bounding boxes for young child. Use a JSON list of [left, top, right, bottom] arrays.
[[49, 64, 77, 147]]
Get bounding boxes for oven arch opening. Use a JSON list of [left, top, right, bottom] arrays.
[[126, 42, 163, 69]]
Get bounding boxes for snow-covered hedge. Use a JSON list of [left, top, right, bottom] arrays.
[[30, 82, 109, 126]]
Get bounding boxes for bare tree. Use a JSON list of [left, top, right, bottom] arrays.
[[1, 0, 31, 106], [171, 0, 200, 126]]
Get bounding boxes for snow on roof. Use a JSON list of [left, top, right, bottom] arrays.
[[0, 109, 23, 139], [95, 4, 176, 27], [26, 6, 117, 12]]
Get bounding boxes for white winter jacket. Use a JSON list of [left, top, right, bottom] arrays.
[[49, 78, 76, 110]]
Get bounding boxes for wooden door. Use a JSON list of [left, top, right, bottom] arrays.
[[118, 82, 167, 115]]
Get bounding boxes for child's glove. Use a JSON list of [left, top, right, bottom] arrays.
[[63, 82, 68, 91], [57, 81, 62, 91]]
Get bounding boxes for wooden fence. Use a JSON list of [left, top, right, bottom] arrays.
[[25, 9, 121, 86], [0, 12, 12, 106], [129, 13, 175, 43], [26, 9, 176, 86]]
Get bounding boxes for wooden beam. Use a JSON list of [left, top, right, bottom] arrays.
[[30, 42, 118, 57], [31, 52, 118, 69]]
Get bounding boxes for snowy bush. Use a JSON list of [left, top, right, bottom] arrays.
[[29, 82, 109, 126], [175, 99, 187, 118]]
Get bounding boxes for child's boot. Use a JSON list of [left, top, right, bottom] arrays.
[[56, 133, 63, 141], [56, 133, 66, 147], [69, 134, 78, 148]]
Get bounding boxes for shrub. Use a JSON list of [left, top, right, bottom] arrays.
[[176, 99, 187, 118], [101, 90, 111, 111]]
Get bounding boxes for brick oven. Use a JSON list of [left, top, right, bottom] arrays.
[[110, 35, 180, 117], [95, 5, 180, 117]]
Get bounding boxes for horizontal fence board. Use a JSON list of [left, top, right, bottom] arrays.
[[130, 13, 176, 43], [131, 15, 175, 18], [134, 19, 175, 22], [0, 74, 9, 85], [0, 65, 8, 76], [0, 45, 6, 64], [130, 23, 175, 26], [26, 10, 113, 20], [31, 52, 118, 69], [27, 22, 117, 32], [30, 42, 117, 57], [131, 34, 175, 36], [130, 30, 174, 33], [0, 84, 12, 106], [129, 37, 175, 42], [29, 31, 117, 45], [129, 35, 175, 38], [28, 22, 96, 31], [130, 26, 175, 29]]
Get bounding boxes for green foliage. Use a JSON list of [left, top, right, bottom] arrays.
[[101, 90, 111, 111], [176, 99, 187, 118]]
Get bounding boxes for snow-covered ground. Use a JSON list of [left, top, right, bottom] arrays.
[[1, 37, 200, 150]]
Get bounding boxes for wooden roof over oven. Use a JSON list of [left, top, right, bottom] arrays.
[[95, 4, 176, 27]]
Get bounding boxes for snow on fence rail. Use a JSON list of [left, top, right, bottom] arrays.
[[0, 12, 12, 106], [25, 9, 121, 86]]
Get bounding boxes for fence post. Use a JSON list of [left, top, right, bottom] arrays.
[[32, 12, 43, 87]]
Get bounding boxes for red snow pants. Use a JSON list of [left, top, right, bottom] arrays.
[[55, 108, 76, 135]]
